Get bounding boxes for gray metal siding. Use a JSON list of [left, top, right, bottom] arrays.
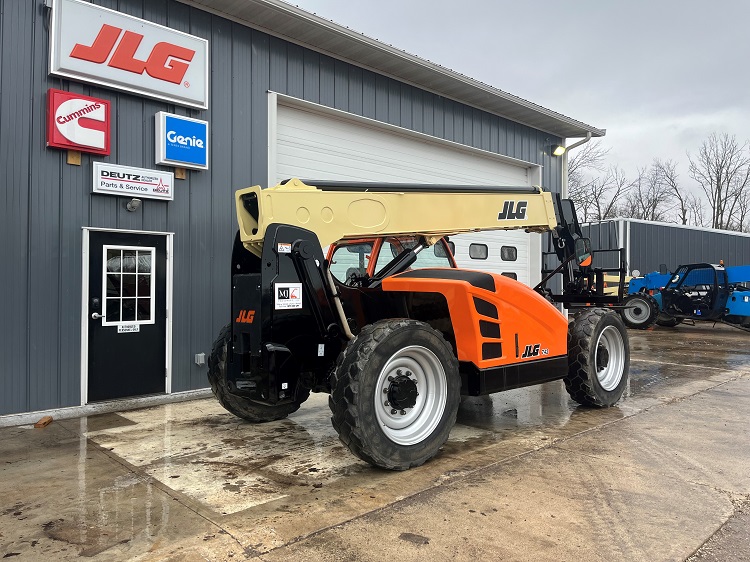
[[0, 0, 563, 416], [628, 222, 750, 275]]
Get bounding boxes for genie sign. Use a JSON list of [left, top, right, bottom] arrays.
[[155, 111, 209, 170]]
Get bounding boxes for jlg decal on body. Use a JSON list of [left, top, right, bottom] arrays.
[[521, 343, 549, 358], [275, 283, 303, 310]]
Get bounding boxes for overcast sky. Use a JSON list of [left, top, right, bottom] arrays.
[[288, 0, 750, 194]]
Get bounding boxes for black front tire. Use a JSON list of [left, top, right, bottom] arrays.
[[329, 319, 460, 470], [655, 314, 683, 327], [208, 324, 310, 422], [565, 308, 630, 407], [620, 293, 659, 329]]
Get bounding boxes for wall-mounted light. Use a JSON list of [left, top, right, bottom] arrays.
[[126, 198, 142, 212], [552, 144, 566, 157]]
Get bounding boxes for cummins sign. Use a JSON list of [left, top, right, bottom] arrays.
[[47, 89, 111, 155], [49, 0, 209, 109]]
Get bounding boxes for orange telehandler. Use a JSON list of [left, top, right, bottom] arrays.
[[209, 179, 630, 470]]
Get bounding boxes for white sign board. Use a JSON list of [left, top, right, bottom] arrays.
[[50, 0, 209, 109], [275, 283, 303, 310], [93, 162, 174, 201], [118, 324, 141, 333]]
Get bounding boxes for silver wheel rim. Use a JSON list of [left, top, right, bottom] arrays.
[[374, 345, 447, 446], [595, 325, 625, 391], [623, 296, 651, 325]]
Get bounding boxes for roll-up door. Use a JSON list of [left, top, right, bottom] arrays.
[[270, 94, 541, 285]]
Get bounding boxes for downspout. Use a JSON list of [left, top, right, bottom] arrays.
[[560, 132, 592, 199]]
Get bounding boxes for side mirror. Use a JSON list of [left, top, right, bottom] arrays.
[[632, 269, 641, 278], [575, 237, 592, 268], [659, 263, 668, 275]]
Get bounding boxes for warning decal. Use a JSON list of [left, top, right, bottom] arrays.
[[275, 282, 303, 309]]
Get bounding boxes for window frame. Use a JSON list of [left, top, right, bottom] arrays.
[[101, 245, 156, 326]]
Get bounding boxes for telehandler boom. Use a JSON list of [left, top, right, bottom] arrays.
[[209, 179, 630, 470]]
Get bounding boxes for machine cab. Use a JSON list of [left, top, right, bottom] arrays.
[[660, 264, 729, 320]]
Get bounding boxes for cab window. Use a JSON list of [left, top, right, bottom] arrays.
[[374, 236, 453, 272], [329, 242, 373, 283]]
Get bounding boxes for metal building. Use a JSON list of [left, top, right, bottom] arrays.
[[0, 0, 604, 418], [583, 218, 750, 275]]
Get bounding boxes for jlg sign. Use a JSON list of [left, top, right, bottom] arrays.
[[50, 0, 208, 109]]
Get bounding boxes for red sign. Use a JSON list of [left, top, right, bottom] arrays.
[[70, 24, 196, 86], [47, 89, 111, 155]]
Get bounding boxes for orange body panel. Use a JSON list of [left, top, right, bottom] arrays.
[[381, 270, 568, 369]]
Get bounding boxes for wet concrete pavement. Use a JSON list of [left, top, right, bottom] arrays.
[[1, 323, 749, 561]]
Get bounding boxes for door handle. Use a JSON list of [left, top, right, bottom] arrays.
[[91, 312, 104, 320]]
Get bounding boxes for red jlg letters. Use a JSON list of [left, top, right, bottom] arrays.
[[70, 24, 196, 85], [235, 310, 255, 324]]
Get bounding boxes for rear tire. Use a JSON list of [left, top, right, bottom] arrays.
[[565, 309, 630, 407], [329, 319, 460, 470], [655, 314, 683, 327], [620, 293, 659, 329], [208, 324, 310, 422]]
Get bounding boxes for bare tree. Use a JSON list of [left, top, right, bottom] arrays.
[[686, 193, 706, 227], [586, 165, 633, 221], [618, 162, 672, 221], [688, 133, 750, 229], [652, 159, 688, 224], [731, 189, 750, 232], [567, 141, 610, 220]]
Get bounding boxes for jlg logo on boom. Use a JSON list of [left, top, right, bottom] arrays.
[[70, 24, 196, 85]]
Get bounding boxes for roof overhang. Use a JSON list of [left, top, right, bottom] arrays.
[[177, 0, 605, 139]]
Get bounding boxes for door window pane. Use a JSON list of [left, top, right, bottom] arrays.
[[121, 298, 137, 322], [122, 250, 137, 273], [122, 274, 137, 297], [136, 299, 151, 320], [106, 274, 121, 297], [137, 275, 151, 297], [106, 298, 121, 322], [137, 252, 151, 273], [106, 250, 121, 272], [137, 298, 151, 321]]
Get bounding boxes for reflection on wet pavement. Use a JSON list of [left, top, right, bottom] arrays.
[[84, 399, 370, 515]]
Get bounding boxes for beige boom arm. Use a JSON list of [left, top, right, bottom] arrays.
[[236, 179, 558, 257]]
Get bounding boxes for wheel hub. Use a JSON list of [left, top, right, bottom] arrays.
[[386, 374, 418, 410], [596, 343, 610, 371]]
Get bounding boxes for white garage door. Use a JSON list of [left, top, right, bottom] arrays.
[[269, 94, 542, 285]]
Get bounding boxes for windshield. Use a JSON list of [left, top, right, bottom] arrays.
[[665, 266, 715, 291]]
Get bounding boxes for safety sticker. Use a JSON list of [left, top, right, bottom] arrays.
[[117, 324, 140, 333], [277, 243, 292, 254], [275, 282, 303, 309]]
